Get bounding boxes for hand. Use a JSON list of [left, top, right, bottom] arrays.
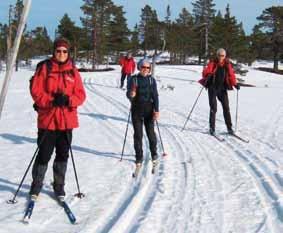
[[130, 90, 136, 98], [235, 83, 240, 90], [205, 75, 214, 88], [52, 93, 69, 107], [153, 111, 160, 121], [130, 84, 137, 98]]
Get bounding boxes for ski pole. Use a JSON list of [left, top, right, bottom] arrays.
[[156, 120, 168, 157], [120, 109, 131, 162], [7, 109, 56, 204], [61, 109, 84, 198], [181, 87, 204, 131], [235, 89, 239, 132]]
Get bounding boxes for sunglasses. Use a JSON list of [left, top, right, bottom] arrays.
[[141, 66, 150, 70], [56, 49, 68, 54], [218, 54, 225, 57]]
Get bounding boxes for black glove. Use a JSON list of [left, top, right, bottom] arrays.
[[235, 83, 240, 90], [205, 75, 214, 88], [52, 93, 69, 107]]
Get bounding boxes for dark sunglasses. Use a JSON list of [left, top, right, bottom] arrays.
[[56, 49, 68, 54], [218, 54, 225, 57], [141, 66, 150, 70]]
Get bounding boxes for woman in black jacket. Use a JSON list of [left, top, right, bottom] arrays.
[[127, 59, 159, 170]]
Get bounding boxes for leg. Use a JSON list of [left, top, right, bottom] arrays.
[[144, 111, 157, 161], [217, 90, 233, 132], [30, 129, 56, 196], [208, 88, 217, 133], [132, 110, 144, 164], [120, 73, 126, 88], [53, 130, 72, 196]]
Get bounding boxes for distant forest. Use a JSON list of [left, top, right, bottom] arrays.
[[0, 0, 282, 70]]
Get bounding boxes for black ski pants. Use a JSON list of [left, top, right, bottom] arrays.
[[131, 103, 157, 164], [30, 129, 72, 195], [208, 87, 232, 131], [35, 129, 72, 165], [120, 73, 131, 88]]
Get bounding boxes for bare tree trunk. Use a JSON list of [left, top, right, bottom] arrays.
[[273, 43, 279, 71], [0, 0, 32, 119]]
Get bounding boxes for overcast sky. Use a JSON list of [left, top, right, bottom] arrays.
[[0, 0, 282, 38]]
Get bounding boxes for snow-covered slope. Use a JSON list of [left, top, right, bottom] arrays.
[[0, 64, 282, 233]]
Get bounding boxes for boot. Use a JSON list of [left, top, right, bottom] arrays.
[[209, 128, 215, 135], [227, 128, 234, 135], [29, 163, 48, 197], [53, 162, 67, 197]]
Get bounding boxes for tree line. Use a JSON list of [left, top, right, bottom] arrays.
[[0, 0, 282, 71]]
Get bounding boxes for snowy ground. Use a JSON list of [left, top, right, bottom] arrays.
[[0, 64, 283, 233]]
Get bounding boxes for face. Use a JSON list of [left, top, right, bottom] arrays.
[[54, 46, 68, 63], [140, 62, 151, 77], [218, 52, 226, 62]]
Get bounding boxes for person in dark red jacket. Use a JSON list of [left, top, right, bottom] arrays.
[[199, 48, 240, 135], [119, 52, 136, 88], [29, 38, 86, 199]]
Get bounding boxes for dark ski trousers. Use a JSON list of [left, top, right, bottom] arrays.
[[30, 129, 72, 196], [132, 103, 157, 164], [120, 73, 131, 88], [208, 87, 232, 131]]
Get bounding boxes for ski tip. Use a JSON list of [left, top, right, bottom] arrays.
[[7, 199, 18, 204], [22, 217, 30, 224], [162, 153, 168, 157], [74, 193, 85, 198]]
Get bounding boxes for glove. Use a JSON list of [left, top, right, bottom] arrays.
[[235, 83, 240, 90], [205, 75, 214, 88], [153, 111, 160, 121], [52, 93, 69, 107]]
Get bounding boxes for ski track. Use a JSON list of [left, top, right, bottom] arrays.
[[182, 110, 280, 232], [80, 76, 164, 233], [1, 66, 283, 233], [164, 108, 272, 232]]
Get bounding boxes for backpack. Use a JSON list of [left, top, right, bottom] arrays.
[[30, 59, 75, 111]]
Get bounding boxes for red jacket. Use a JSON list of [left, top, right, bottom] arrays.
[[119, 56, 136, 75], [31, 58, 86, 130], [199, 59, 237, 90]]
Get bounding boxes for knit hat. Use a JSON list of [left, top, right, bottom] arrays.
[[53, 38, 70, 50], [137, 58, 151, 70]]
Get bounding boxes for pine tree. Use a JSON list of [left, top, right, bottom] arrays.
[[130, 24, 140, 55], [30, 27, 52, 56], [256, 6, 283, 71], [57, 14, 81, 61], [210, 5, 249, 63], [107, 6, 129, 55], [249, 25, 270, 60], [81, 0, 115, 68], [139, 5, 162, 55], [192, 0, 216, 64]]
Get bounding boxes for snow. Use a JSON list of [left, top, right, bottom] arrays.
[[0, 62, 283, 233]]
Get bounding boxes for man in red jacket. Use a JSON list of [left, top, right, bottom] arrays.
[[119, 52, 136, 89], [29, 38, 86, 199], [199, 48, 240, 135]]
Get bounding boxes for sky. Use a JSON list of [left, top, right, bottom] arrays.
[[0, 0, 282, 38]]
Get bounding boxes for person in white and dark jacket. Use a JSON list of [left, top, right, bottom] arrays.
[[126, 59, 159, 169]]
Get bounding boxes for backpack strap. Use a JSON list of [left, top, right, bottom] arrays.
[[132, 75, 138, 87]]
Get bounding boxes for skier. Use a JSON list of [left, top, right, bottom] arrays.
[[199, 48, 240, 135], [126, 59, 159, 172], [119, 52, 136, 89], [29, 38, 86, 200]]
